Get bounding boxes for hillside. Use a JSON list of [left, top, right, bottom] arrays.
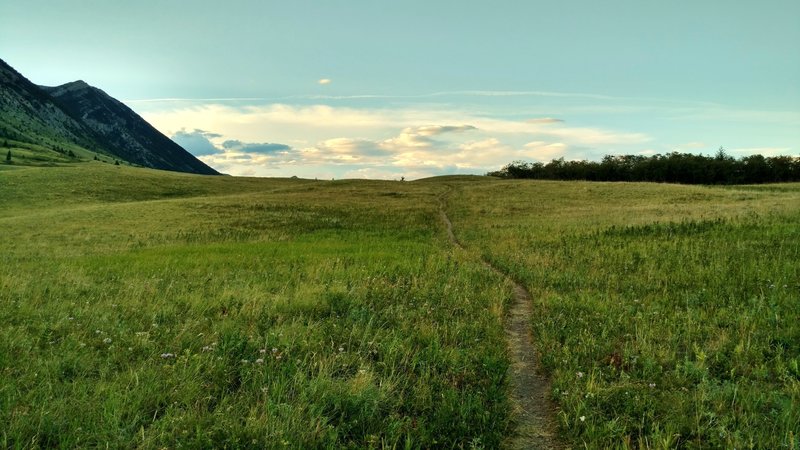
[[0, 58, 218, 175]]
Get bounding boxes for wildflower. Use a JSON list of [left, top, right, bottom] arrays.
[[160, 353, 175, 359], [95, 330, 102, 334], [576, 371, 584, 378], [102, 337, 112, 344], [259, 348, 267, 354], [272, 348, 278, 353], [255, 358, 264, 364], [649, 383, 656, 388], [338, 347, 345, 352], [241, 359, 250, 364], [579, 416, 585, 422], [201, 346, 212, 352], [68, 317, 74, 321]]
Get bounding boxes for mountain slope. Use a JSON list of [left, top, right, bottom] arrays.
[[0, 58, 102, 156], [0, 58, 218, 175], [41, 81, 218, 175]]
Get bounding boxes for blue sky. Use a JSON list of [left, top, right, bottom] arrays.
[[2, 0, 798, 179]]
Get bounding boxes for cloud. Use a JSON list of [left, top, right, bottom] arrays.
[[171, 129, 222, 156], [526, 117, 564, 124], [222, 140, 291, 154], [727, 147, 794, 157], [414, 125, 477, 136], [382, 124, 477, 151], [317, 138, 386, 156], [301, 138, 389, 164], [523, 141, 570, 162], [525, 124, 650, 146], [144, 102, 662, 179], [318, 78, 332, 85]]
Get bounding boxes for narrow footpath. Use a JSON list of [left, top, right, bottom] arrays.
[[439, 196, 560, 450]]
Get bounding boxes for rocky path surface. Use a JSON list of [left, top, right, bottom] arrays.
[[439, 198, 560, 450]]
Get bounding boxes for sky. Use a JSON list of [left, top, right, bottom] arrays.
[[2, 0, 799, 179]]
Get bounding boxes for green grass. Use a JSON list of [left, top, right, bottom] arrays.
[[1, 138, 105, 167], [2, 164, 799, 448], [1, 164, 512, 448], [447, 180, 800, 449]]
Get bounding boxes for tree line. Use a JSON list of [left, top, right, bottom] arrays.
[[488, 149, 800, 184]]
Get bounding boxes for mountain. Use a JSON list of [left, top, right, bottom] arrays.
[[41, 80, 218, 175], [0, 58, 218, 175], [0, 58, 101, 153]]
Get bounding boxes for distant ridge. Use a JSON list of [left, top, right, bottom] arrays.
[[0, 58, 218, 175]]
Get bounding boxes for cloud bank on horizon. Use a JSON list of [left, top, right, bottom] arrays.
[[137, 92, 798, 179]]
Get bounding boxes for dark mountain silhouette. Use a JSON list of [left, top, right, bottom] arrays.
[[0, 58, 218, 175]]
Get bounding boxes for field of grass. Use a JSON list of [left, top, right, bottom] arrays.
[[1, 163, 799, 448], [2, 138, 107, 167], [1, 164, 512, 448], [447, 180, 800, 448]]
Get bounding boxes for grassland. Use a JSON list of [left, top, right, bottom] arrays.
[[2, 138, 107, 167], [1, 164, 512, 448], [1, 163, 799, 448], [447, 180, 800, 448]]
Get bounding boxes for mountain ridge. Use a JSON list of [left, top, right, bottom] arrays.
[[0, 58, 218, 175]]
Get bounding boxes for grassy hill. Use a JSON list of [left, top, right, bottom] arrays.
[[1, 164, 798, 448]]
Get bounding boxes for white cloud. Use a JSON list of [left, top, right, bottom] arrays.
[[171, 129, 222, 156], [526, 117, 564, 124], [414, 125, 477, 136], [318, 78, 332, 85], [134, 101, 669, 179], [523, 141, 570, 162]]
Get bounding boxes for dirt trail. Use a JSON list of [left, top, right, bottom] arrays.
[[439, 198, 560, 450]]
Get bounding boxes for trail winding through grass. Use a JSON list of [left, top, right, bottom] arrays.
[[439, 193, 560, 450]]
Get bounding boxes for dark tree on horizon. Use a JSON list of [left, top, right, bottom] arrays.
[[489, 150, 800, 185]]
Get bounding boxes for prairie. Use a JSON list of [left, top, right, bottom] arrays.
[[1, 163, 798, 448], [448, 179, 800, 448]]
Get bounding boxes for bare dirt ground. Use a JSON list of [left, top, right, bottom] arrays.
[[440, 200, 561, 450]]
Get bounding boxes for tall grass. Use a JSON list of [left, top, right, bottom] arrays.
[[1, 165, 512, 448], [448, 179, 800, 448], [3, 164, 798, 448]]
